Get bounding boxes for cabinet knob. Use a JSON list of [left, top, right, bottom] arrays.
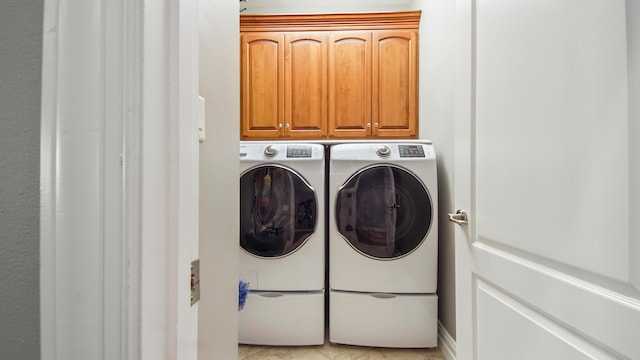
[[374, 122, 379, 128], [285, 123, 290, 129], [367, 122, 371, 128], [278, 123, 283, 129]]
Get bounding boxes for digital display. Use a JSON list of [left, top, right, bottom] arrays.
[[398, 145, 425, 158], [287, 146, 312, 158]]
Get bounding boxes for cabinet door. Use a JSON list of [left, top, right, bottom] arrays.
[[241, 33, 285, 139], [284, 33, 328, 138], [372, 30, 418, 138], [328, 32, 372, 138]]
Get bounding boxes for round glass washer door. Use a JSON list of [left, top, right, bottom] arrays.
[[335, 165, 433, 259], [240, 165, 317, 258]]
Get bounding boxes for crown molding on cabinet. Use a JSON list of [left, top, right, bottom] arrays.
[[240, 10, 421, 32]]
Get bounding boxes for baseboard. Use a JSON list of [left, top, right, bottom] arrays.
[[438, 321, 457, 360]]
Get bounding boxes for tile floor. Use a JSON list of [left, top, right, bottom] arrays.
[[238, 340, 444, 359]]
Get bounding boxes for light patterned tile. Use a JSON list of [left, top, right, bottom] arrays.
[[243, 346, 330, 360], [238, 343, 444, 360], [238, 344, 265, 359], [315, 341, 369, 360], [356, 347, 443, 360]]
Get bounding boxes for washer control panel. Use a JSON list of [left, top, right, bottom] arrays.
[[286, 145, 312, 158], [398, 144, 426, 158], [240, 143, 324, 161]]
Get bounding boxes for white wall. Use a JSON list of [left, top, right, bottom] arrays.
[[412, 0, 457, 339], [0, 1, 42, 359], [198, 0, 241, 358], [243, 0, 411, 14]]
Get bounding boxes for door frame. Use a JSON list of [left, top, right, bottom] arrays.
[[40, 0, 199, 359]]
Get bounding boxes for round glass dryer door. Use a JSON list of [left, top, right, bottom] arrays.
[[240, 165, 317, 258], [335, 165, 433, 259]]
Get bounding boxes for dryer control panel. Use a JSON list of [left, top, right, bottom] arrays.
[[331, 143, 435, 161]]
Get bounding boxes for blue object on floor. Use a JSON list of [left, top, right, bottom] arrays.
[[239, 280, 249, 311]]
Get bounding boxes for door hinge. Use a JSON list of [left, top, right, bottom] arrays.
[[191, 259, 200, 305]]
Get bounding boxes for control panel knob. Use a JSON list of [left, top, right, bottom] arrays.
[[264, 145, 279, 157], [376, 145, 391, 157]]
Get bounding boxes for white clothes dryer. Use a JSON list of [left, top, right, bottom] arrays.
[[238, 142, 325, 346], [329, 142, 438, 348]]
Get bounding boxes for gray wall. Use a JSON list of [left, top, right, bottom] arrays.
[[0, 0, 43, 359]]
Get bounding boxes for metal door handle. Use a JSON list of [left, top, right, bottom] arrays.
[[448, 209, 468, 226]]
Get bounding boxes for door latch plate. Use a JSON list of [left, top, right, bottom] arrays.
[[191, 259, 200, 305]]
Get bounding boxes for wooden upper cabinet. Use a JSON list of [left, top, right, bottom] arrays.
[[328, 32, 372, 138], [240, 33, 284, 139], [240, 11, 420, 140], [285, 33, 328, 138], [373, 30, 418, 138]]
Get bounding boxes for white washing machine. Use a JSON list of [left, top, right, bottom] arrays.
[[238, 142, 325, 346], [329, 141, 438, 348]]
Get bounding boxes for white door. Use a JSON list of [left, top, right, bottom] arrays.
[[454, 0, 640, 359]]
